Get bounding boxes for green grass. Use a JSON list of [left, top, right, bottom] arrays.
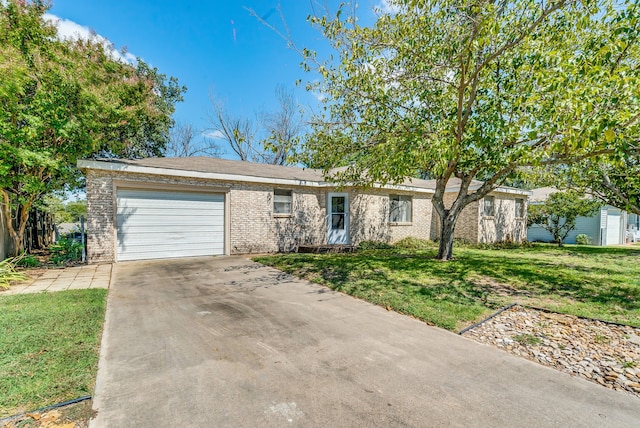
[[254, 241, 640, 331], [0, 289, 107, 418]]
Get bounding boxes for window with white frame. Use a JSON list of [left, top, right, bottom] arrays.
[[484, 195, 495, 217], [389, 195, 412, 223], [273, 189, 292, 215], [515, 198, 525, 218]]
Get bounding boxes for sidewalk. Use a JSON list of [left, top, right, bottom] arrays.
[[1, 264, 112, 295]]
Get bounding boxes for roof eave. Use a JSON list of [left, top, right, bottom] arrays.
[[77, 159, 436, 194]]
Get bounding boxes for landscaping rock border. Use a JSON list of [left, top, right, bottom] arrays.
[[461, 305, 640, 398]]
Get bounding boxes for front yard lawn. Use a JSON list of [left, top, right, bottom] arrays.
[[254, 241, 640, 331], [0, 289, 107, 418]]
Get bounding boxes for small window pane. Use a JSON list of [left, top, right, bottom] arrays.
[[274, 189, 292, 214], [484, 196, 495, 216], [389, 195, 412, 223], [332, 214, 345, 230], [331, 197, 345, 213]]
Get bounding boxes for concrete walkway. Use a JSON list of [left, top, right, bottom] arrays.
[[1, 264, 111, 295]]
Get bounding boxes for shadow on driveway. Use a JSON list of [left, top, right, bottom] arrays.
[[91, 256, 640, 427]]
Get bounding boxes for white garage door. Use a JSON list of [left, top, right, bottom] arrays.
[[606, 212, 621, 245], [116, 188, 225, 261]]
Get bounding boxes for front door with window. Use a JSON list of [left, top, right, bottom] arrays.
[[328, 193, 349, 244]]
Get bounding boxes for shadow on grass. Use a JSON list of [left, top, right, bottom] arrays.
[[254, 244, 640, 329]]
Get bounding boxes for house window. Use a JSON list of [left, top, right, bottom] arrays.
[[274, 189, 292, 215], [389, 195, 412, 223], [515, 198, 525, 218], [484, 196, 495, 217]]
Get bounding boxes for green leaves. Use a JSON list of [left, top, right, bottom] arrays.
[[0, 0, 185, 254], [301, 0, 640, 258]]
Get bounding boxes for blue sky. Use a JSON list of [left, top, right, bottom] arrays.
[[47, 0, 391, 158]]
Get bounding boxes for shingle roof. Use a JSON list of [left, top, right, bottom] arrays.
[[529, 187, 559, 202], [82, 157, 530, 195], [108, 157, 439, 190], [117, 156, 326, 182]]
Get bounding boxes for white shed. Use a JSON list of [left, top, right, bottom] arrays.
[[526, 188, 627, 246]]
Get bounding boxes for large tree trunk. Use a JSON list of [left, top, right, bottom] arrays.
[[437, 211, 461, 260], [1, 189, 32, 256]]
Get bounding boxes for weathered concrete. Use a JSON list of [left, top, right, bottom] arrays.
[[0, 264, 111, 295], [91, 256, 640, 427]]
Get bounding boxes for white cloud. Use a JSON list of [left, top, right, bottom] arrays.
[[202, 130, 226, 140], [43, 13, 137, 64], [312, 91, 327, 102], [374, 0, 402, 15]]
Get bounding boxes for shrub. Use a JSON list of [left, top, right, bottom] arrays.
[[0, 257, 28, 290], [358, 240, 393, 250], [15, 254, 40, 268], [49, 238, 83, 265], [575, 234, 591, 245], [393, 237, 435, 250]]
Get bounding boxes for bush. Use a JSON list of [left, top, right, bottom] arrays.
[[393, 237, 435, 250], [0, 257, 28, 290], [49, 238, 83, 265], [358, 240, 393, 250], [15, 254, 40, 268], [575, 234, 591, 245], [474, 240, 534, 250]]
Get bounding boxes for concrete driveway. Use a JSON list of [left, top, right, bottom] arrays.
[[91, 256, 639, 427]]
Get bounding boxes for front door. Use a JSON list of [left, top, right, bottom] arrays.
[[328, 193, 349, 244]]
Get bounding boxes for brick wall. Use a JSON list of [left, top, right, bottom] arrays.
[[230, 185, 327, 253], [430, 193, 480, 242], [349, 190, 432, 244], [478, 194, 528, 243]]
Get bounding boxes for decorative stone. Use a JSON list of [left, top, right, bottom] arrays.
[[461, 305, 640, 399]]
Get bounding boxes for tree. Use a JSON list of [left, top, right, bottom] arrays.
[[64, 200, 87, 222], [40, 195, 71, 224], [0, 0, 185, 255], [261, 85, 303, 165], [207, 92, 259, 162], [299, 0, 640, 260], [207, 88, 302, 165], [164, 121, 224, 157], [567, 155, 640, 215], [527, 191, 601, 245]]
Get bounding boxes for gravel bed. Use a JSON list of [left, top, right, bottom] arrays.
[[461, 305, 640, 398]]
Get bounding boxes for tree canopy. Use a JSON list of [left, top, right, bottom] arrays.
[[301, 0, 640, 259], [566, 155, 640, 214], [0, 0, 185, 254]]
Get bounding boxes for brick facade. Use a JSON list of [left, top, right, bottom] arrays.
[[83, 169, 435, 263], [478, 194, 528, 243], [430, 193, 480, 242], [430, 192, 527, 243]]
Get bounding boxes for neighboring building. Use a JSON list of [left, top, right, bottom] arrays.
[[79, 157, 531, 263], [527, 187, 628, 245]]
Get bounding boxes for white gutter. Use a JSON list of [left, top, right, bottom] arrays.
[[77, 159, 437, 195]]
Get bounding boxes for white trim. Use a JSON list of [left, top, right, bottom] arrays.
[[78, 159, 435, 195], [328, 192, 350, 245]]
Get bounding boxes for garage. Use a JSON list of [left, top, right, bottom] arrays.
[[116, 188, 225, 261]]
